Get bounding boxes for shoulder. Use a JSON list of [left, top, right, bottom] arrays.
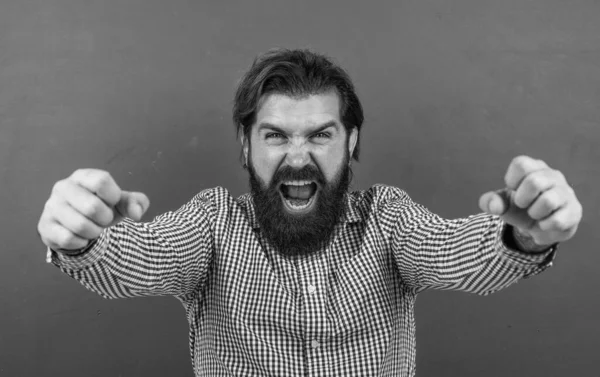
[[191, 186, 237, 203], [348, 184, 432, 224], [349, 183, 415, 209], [183, 186, 245, 218]]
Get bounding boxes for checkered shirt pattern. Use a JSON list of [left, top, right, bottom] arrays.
[[48, 184, 557, 376]]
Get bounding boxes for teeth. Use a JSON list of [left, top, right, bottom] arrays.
[[283, 180, 312, 186], [287, 200, 310, 209], [285, 195, 314, 210]]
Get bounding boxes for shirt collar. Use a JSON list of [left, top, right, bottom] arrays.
[[241, 192, 362, 229]]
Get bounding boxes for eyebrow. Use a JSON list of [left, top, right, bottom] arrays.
[[257, 120, 339, 135]]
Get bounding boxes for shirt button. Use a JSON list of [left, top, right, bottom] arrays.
[[311, 339, 320, 349], [307, 284, 317, 294]]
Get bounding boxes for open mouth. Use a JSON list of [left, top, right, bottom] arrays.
[[279, 180, 318, 213]]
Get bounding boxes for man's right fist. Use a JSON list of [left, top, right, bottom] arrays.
[[37, 169, 150, 253]]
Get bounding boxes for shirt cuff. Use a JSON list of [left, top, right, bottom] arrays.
[[497, 223, 558, 278], [46, 231, 108, 270]]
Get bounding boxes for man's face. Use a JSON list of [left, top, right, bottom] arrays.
[[244, 91, 358, 256]]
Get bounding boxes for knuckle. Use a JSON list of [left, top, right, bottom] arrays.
[[553, 169, 566, 183], [567, 201, 583, 223], [82, 170, 106, 191], [56, 231, 73, 247], [527, 173, 546, 190], [526, 207, 538, 220], [43, 199, 60, 219], [511, 155, 530, 168], [518, 178, 538, 201], [70, 219, 89, 237], [566, 224, 579, 238], [69, 169, 82, 180], [51, 180, 66, 195], [513, 191, 527, 208], [550, 217, 570, 232], [557, 222, 571, 233], [72, 169, 92, 184], [540, 192, 556, 209], [538, 220, 551, 232], [43, 199, 54, 213], [536, 159, 549, 168], [79, 199, 101, 218], [94, 171, 114, 192], [97, 170, 112, 184]]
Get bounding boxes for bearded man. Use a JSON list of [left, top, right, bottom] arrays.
[[37, 49, 582, 377]]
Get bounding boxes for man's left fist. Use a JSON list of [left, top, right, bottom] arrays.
[[479, 155, 582, 247]]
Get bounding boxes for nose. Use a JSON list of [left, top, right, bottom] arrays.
[[285, 140, 310, 168]]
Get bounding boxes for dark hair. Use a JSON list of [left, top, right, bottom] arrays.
[[233, 48, 364, 161]]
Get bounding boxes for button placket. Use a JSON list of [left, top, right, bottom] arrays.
[[296, 254, 329, 365]]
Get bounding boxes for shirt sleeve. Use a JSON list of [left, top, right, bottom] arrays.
[[380, 187, 557, 295], [47, 190, 216, 299]]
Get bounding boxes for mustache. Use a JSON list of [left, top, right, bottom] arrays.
[[271, 165, 326, 187], [248, 161, 351, 257]]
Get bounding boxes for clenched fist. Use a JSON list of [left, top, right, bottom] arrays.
[[37, 169, 150, 253], [479, 156, 582, 247]]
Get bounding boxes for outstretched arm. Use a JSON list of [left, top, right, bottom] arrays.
[[38, 169, 214, 299], [389, 155, 581, 294]]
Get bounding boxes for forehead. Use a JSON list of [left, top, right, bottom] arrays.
[[254, 92, 341, 130]]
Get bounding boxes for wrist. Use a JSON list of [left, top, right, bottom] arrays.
[[54, 239, 97, 256], [511, 226, 553, 253]]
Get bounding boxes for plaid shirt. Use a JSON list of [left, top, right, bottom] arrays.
[[48, 184, 556, 376]]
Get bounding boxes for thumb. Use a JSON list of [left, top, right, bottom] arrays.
[[478, 189, 510, 216], [114, 191, 150, 222], [479, 188, 534, 231]]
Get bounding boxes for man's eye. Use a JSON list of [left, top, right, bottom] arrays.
[[266, 133, 284, 139], [312, 132, 330, 139]]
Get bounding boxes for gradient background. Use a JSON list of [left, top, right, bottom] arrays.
[[1, 0, 599, 376]]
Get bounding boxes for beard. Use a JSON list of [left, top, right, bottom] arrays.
[[248, 156, 351, 257]]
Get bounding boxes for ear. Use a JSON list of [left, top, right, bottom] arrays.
[[348, 127, 358, 158], [240, 133, 249, 166]]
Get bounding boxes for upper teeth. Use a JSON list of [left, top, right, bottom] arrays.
[[283, 180, 312, 186]]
